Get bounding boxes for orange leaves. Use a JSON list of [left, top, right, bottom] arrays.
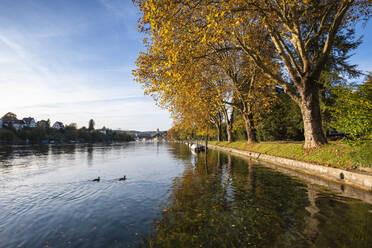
[[132, 0, 370, 146]]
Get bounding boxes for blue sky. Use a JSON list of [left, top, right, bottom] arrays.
[[0, 0, 370, 131], [0, 0, 171, 131]]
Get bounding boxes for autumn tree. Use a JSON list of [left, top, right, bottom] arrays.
[[168, 67, 230, 142], [220, 0, 369, 148], [2, 112, 17, 122], [134, 0, 275, 143], [133, 6, 235, 142], [207, 45, 277, 143], [135, 0, 370, 148], [133, 0, 275, 144]]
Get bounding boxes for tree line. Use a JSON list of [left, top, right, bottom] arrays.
[[0, 114, 133, 144], [133, 0, 371, 148]]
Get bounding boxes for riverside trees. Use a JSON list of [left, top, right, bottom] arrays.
[[220, 0, 369, 148], [134, 0, 370, 148]]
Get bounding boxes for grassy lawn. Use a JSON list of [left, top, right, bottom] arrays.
[[209, 141, 371, 169]]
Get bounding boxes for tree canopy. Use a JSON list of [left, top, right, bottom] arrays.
[[134, 0, 371, 148], [89, 119, 95, 131]]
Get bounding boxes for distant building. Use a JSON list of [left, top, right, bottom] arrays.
[[37, 120, 50, 128], [23, 117, 36, 128], [52, 121, 64, 129], [13, 120, 25, 131], [0, 118, 2, 128], [99, 130, 107, 135]]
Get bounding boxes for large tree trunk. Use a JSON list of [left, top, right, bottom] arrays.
[[242, 113, 257, 143], [214, 122, 221, 142], [217, 126, 221, 142], [226, 122, 233, 142], [221, 105, 233, 142], [299, 83, 327, 149]]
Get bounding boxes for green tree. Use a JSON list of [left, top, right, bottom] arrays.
[[229, 0, 368, 148], [88, 119, 95, 131], [19, 127, 48, 144], [257, 90, 304, 141], [329, 74, 372, 141], [2, 112, 17, 122], [64, 123, 78, 141], [0, 128, 15, 143], [328, 74, 372, 167]]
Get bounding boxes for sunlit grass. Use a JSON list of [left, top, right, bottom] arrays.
[[209, 141, 370, 169]]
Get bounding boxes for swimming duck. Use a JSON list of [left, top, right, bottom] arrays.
[[119, 175, 126, 181], [92, 176, 100, 182]]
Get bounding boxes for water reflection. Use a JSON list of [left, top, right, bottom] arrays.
[[0, 143, 371, 248], [143, 145, 372, 248], [87, 144, 93, 167], [0, 146, 13, 166], [313, 193, 372, 247]]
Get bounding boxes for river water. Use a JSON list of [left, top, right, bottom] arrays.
[[0, 143, 371, 248]]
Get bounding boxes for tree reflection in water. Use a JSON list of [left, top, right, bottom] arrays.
[[142, 145, 372, 248]]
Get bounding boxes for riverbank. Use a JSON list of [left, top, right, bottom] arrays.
[[208, 141, 372, 191], [209, 141, 371, 169]]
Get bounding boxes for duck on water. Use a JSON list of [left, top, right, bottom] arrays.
[[92, 176, 127, 182]]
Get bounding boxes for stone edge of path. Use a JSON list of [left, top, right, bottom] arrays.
[[208, 144, 372, 192]]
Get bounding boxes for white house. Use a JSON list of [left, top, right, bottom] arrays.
[[13, 120, 25, 131], [98, 129, 107, 135], [0, 118, 2, 128], [52, 121, 64, 129], [23, 117, 36, 128]]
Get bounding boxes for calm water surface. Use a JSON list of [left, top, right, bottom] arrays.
[[0, 143, 371, 248]]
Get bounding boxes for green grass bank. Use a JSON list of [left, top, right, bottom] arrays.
[[209, 141, 371, 170]]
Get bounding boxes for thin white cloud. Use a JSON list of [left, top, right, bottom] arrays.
[[0, 35, 50, 78], [98, 0, 136, 19], [0, 35, 170, 130], [97, 0, 142, 40], [0, 1, 171, 131]]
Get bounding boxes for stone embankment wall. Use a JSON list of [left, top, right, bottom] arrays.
[[208, 144, 372, 192]]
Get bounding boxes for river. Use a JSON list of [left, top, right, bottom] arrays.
[[0, 142, 371, 248]]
